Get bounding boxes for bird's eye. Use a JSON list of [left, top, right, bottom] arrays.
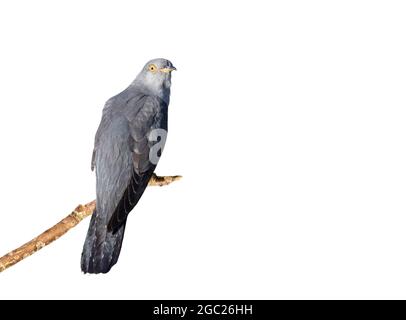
[[148, 64, 157, 72]]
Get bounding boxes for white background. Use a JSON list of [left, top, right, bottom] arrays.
[[0, 0, 405, 299]]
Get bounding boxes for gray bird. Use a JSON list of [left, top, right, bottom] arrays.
[[81, 58, 176, 273]]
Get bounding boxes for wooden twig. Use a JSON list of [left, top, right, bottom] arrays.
[[0, 174, 181, 273]]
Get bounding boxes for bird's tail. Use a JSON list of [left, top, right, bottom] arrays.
[[81, 210, 127, 274]]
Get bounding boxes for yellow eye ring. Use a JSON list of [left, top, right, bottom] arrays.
[[148, 64, 157, 72]]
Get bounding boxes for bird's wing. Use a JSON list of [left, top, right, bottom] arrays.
[[95, 96, 162, 234], [91, 98, 115, 171]]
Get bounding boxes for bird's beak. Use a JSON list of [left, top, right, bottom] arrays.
[[160, 66, 177, 73]]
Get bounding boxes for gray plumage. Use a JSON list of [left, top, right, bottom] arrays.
[[81, 58, 176, 274]]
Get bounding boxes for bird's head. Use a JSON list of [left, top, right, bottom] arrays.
[[134, 58, 176, 96]]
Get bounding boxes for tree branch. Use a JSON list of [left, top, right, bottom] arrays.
[[0, 174, 181, 273]]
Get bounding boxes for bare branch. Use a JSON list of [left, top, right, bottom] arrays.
[[0, 174, 181, 273]]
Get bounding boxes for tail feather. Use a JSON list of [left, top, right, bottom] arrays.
[[81, 210, 127, 274]]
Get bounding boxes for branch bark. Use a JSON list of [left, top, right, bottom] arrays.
[[0, 173, 181, 273]]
